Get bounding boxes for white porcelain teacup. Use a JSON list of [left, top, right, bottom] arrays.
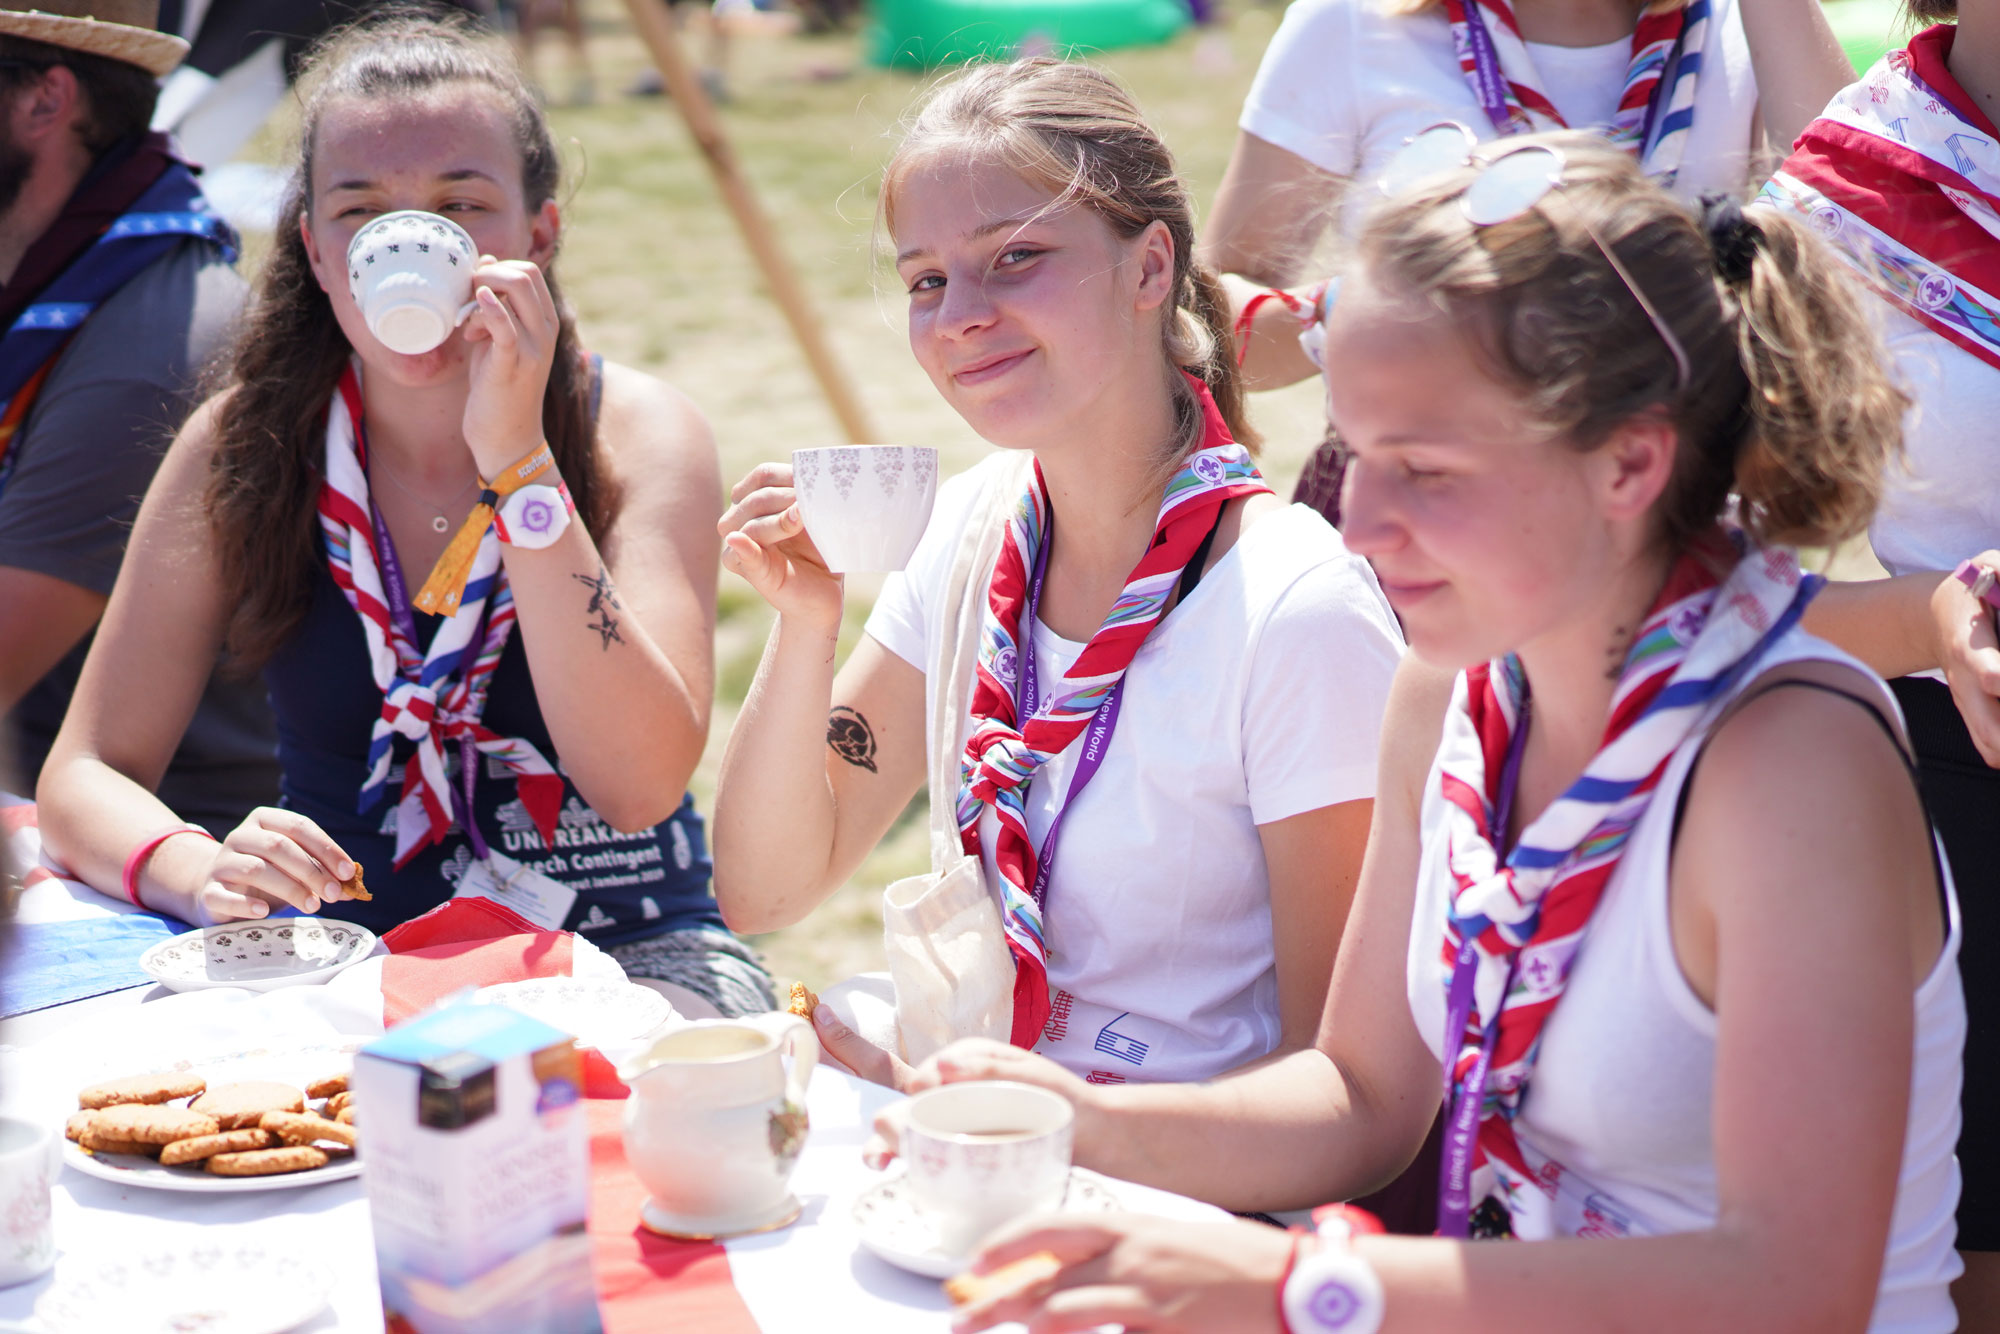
[[616, 1014, 818, 1240], [0, 1117, 57, 1287], [790, 445, 939, 573], [345, 209, 481, 355], [902, 1080, 1074, 1257]]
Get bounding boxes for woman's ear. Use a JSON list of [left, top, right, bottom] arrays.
[[1132, 219, 1175, 313], [1594, 410, 1680, 523], [528, 198, 560, 268], [298, 210, 329, 294]]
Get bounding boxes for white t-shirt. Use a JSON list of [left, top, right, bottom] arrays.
[[866, 454, 1405, 1085], [1871, 303, 2000, 578], [1239, 0, 1761, 236]]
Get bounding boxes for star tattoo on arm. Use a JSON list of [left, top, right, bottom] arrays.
[[826, 706, 878, 773], [575, 566, 624, 650]]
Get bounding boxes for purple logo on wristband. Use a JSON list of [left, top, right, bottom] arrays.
[[519, 497, 556, 534], [994, 646, 1019, 684], [1917, 269, 1957, 311], [1192, 454, 1224, 485], [1307, 1279, 1363, 1327]]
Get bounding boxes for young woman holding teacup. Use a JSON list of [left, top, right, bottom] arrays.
[[712, 60, 1404, 1088], [36, 13, 775, 1019], [905, 133, 1965, 1332]]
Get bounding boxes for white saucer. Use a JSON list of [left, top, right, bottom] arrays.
[[37, 1239, 332, 1333], [639, 1192, 802, 1241], [140, 919, 378, 992], [852, 1168, 1119, 1279], [470, 977, 678, 1050]]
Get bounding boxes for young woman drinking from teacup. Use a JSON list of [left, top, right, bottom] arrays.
[[908, 131, 1966, 1332], [36, 13, 775, 1018], [712, 59, 1404, 1088]]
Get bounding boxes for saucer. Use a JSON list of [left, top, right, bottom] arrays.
[[140, 919, 377, 992], [852, 1167, 1118, 1279], [37, 1239, 332, 1333], [639, 1192, 802, 1241]]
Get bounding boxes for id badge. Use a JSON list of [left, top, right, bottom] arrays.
[[452, 850, 578, 931]]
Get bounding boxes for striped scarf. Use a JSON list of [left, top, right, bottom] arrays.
[[0, 156, 234, 502], [1435, 535, 1819, 1237], [958, 377, 1271, 1047], [317, 364, 564, 869], [1441, 0, 1706, 183], [1761, 25, 2000, 373]]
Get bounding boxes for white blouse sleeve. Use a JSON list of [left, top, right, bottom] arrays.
[[1240, 550, 1405, 824], [1237, 0, 1366, 179]]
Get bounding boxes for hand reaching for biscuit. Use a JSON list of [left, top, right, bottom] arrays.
[[192, 807, 362, 923]]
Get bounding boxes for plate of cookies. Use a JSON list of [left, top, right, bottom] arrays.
[[62, 1060, 363, 1193], [139, 918, 379, 993]]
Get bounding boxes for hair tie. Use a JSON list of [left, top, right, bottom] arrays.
[[1699, 193, 1761, 285]]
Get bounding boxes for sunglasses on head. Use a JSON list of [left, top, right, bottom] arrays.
[[1375, 122, 1692, 392]]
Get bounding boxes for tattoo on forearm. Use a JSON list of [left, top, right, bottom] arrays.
[[827, 706, 878, 773], [575, 566, 624, 650]]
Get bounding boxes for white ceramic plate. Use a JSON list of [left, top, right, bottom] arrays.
[[38, 1239, 332, 1334], [852, 1167, 1119, 1279], [141, 919, 378, 993], [61, 1039, 364, 1195], [469, 976, 677, 1050]]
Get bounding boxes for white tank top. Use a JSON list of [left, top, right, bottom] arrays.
[[1406, 632, 1965, 1333]]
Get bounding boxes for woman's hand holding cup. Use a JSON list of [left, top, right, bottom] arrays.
[[863, 1039, 1101, 1170], [459, 256, 561, 475], [719, 462, 844, 627]]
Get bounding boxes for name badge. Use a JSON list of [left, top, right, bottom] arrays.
[[453, 850, 578, 931]]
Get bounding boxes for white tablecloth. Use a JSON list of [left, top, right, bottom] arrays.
[[0, 802, 1228, 1332]]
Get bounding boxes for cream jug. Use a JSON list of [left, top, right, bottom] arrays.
[[617, 1014, 818, 1239]]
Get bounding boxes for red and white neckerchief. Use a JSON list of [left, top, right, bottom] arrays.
[[1441, 0, 1706, 182], [1433, 534, 1819, 1239], [1761, 24, 2000, 373], [316, 363, 564, 869], [956, 375, 1271, 1047]]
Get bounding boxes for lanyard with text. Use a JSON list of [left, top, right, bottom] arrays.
[[1437, 693, 1532, 1238], [1016, 511, 1127, 912]]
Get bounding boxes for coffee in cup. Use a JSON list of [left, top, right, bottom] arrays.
[[901, 1080, 1073, 1256], [346, 209, 481, 356], [790, 445, 939, 573]]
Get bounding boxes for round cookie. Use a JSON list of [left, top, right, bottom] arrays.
[[160, 1128, 277, 1165], [335, 1106, 356, 1127], [306, 1074, 348, 1101], [190, 1081, 305, 1130], [64, 1110, 99, 1143], [77, 1125, 162, 1156], [323, 1091, 353, 1116], [260, 1111, 357, 1149], [207, 1145, 328, 1177], [78, 1072, 206, 1110], [92, 1103, 218, 1145]]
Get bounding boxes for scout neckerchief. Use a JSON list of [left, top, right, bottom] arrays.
[[0, 136, 234, 502], [1441, 0, 1707, 183], [1761, 25, 2000, 373], [317, 363, 564, 869], [958, 375, 1272, 1048], [1434, 534, 1819, 1240]]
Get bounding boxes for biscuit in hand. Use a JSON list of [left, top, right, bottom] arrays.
[[943, 1251, 1064, 1308], [785, 981, 820, 1020], [207, 1145, 328, 1177], [78, 1072, 205, 1110], [339, 865, 371, 902]]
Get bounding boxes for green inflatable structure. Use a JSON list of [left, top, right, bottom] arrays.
[[866, 0, 1192, 68], [1823, 0, 1915, 74]]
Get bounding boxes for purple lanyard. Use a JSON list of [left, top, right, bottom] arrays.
[[1014, 513, 1126, 912], [1436, 696, 1531, 1237], [1456, 3, 1516, 134], [368, 489, 494, 860]]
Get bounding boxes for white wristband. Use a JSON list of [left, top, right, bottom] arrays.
[[1282, 1240, 1384, 1334], [494, 482, 574, 549]]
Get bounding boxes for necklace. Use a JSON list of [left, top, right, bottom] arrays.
[[369, 455, 480, 533]]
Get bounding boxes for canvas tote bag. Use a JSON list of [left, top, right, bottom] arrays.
[[881, 454, 1031, 1063]]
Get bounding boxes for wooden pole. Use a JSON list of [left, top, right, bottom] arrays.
[[620, 0, 877, 444]]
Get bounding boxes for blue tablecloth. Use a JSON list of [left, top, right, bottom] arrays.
[[0, 914, 179, 1018]]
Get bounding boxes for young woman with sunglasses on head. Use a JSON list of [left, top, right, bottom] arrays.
[[712, 59, 1404, 1090], [35, 14, 774, 1019], [1212, 0, 1855, 520], [1761, 5, 2000, 1324], [917, 132, 1962, 1334]]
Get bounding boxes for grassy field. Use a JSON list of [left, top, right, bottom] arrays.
[[498, 1, 1329, 989]]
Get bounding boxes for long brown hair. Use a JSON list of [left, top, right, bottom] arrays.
[[1351, 133, 1904, 551], [205, 9, 618, 670], [881, 58, 1258, 457]]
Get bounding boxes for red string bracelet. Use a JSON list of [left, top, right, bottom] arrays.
[[1274, 1225, 1311, 1334], [121, 823, 214, 908]]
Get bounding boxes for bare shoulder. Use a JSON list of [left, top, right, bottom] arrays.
[[595, 361, 719, 489], [1381, 654, 1457, 815]]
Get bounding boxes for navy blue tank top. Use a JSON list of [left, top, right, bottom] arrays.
[[262, 541, 724, 948]]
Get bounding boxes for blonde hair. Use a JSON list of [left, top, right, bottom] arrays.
[[881, 58, 1257, 454], [1351, 132, 1903, 549]]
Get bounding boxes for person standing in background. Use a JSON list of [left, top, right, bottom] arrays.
[[0, 0, 272, 834]]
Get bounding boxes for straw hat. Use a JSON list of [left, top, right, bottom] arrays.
[[0, 2, 187, 78]]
